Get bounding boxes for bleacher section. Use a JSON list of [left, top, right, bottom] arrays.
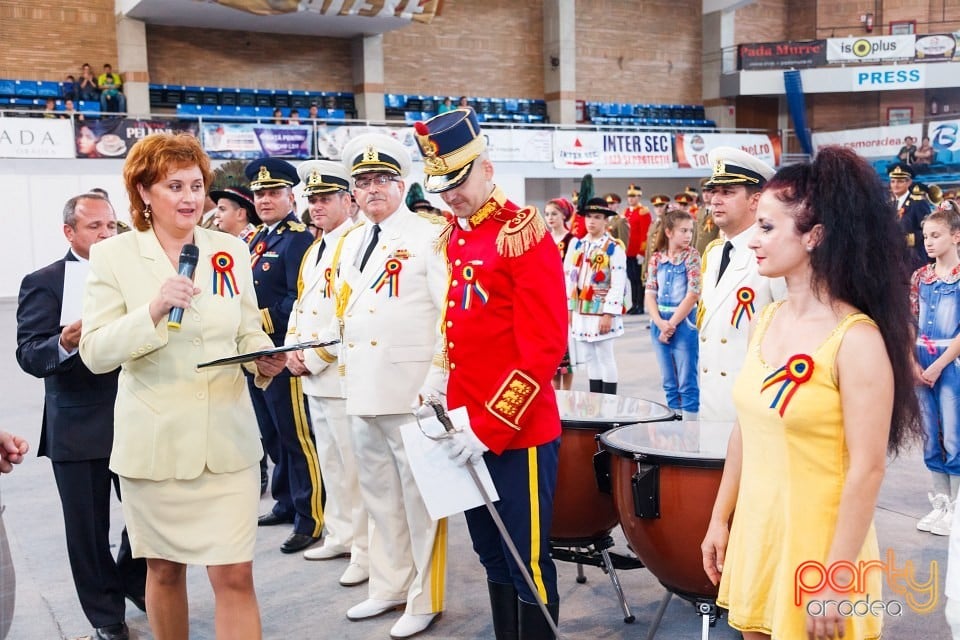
[[149, 84, 357, 118], [584, 102, 714, 128], [386, 94, 548, 124]]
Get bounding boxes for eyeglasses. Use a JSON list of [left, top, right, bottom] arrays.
[[354, 174, 398, 190]]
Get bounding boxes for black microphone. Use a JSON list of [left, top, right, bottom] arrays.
[[167, 243, 199, 330]]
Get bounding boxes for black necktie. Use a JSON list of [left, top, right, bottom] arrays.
[[359, 224, 381, 272], [717, 241, 734, 283], [315, 238, 326, 264]]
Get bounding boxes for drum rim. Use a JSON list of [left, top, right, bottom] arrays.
[[598, 424, 726, 468], [557, 396, 675, 430]]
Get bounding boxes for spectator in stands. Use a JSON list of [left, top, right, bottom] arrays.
[[79, 63, 99, 102], [308, 103, 319, 120], [898, 135, 917, 165], [458, 96, 469, 108], [97, 63, 126, 114], [915, 136, 935, 171], [62, 74, 78, 102], [287, 109, 301, 125], [273, 108, 283, 123], [62, 99, 83, 122], [438, 97, 454, 114], [42, 98, 57, 118]]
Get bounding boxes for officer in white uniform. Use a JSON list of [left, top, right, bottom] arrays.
[[331, 134, 449, 639], [697, 147, 784, 423], [285, 161, 370, 587]]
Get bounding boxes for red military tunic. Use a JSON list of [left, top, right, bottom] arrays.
[[441, 187, 568, 455], [623, 205, 652, 258]]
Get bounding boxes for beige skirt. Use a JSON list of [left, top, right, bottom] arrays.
[[119, 465, 259, 565]]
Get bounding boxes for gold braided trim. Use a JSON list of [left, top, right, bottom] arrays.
[[432, 350, 449, 372], [696, 237, 725, 329], [315, 346, 337, 363], [434, 221, 455, 255], [469, 196, 500, 227], [423, 135, 486, 176], [260, 308, 274, 334], [496, 206, 547, 258]]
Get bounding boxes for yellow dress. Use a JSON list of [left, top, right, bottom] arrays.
[[717, 302, 882, 639]]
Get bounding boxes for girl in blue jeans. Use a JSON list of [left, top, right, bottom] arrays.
[[912, 203, 960, 537], [644, 208, 702, 420]]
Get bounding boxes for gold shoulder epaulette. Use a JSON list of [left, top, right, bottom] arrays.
[[417, 211, 445, 225], [434, 221, 455, 255], [496, 206, 547, 258], [701, 237, 724, 275], [613, 238, 626, 251], [287, 220, 307, 232]]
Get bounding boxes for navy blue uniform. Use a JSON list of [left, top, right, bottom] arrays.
[[898, 190, 932, 271], [247, 213, 324, 537]]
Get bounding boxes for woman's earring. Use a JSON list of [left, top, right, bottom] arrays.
[[806, 245, 814, 253], [143, 204, 152, 221]]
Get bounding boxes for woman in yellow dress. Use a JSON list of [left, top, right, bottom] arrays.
[[701, 146, 920, 640]]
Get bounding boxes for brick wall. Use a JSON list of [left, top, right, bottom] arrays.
[[382, 0, 543, 99], [146, 26, 354, 91], [735, 0, 788, 44], [787, 1, 818, 40], [0, 0, 117, 80], [575, 0, 702, 105]]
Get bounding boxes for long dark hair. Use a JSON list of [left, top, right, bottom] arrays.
[[764, 145, 920, 455]]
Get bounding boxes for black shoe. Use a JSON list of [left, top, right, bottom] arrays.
[[281, 532, 320, 554], [95, 622, 130, 640], [125, 591, 146, 612], [258, 512, 294, 526]]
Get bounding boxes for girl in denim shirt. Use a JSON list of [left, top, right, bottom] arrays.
[[912, 203, 960, 537], [644, 208, 702, 420]]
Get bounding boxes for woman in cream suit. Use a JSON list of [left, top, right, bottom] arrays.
[[79, 133, 285, 640]]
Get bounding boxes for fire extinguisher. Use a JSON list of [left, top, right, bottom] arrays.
[[931, 98, 939, 115]]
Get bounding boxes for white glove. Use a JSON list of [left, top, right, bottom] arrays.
[[412, 384, 446, 416], [442, 427, 488, 467]]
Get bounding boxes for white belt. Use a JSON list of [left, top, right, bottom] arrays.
[[916, 337, 954, 347]]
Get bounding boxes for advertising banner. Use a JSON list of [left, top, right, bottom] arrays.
[[75, 117, 199, 159], [826, 35, 916, 63], [928, 119, 960, 153], [552, 131, 673, 169], [850, 65, 924, 91], [811, 123, 923, 158], [914, 34, 958, 61], [202, 123, 312, 159], [315, 125, 420, 161], [738, 40, 827, 70], [484, 129, 553, 163], [0, 117, 75, 159], [675, 133, 781, 169]]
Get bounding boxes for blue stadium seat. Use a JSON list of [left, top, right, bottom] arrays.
[[14, 80, 39, 97], [38, 81, 60, 97], [935, 149, 952, 165], [0, 79, 15, 97]]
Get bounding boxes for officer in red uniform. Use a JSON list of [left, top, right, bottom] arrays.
[[622, 183, 652, 314], [414, 108, 567, 640]]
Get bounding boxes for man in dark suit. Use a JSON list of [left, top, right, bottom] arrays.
[[245, 159, 324, 554], [15, 192, 146, 640]]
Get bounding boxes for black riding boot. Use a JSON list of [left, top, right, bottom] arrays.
[[588, 379, 603, 393], [488, 581, 519, 640], [518, 599, 559, 640], [602, 381, 618, 395]]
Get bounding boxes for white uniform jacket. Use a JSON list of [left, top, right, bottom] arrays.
[[698, 230, 785, 423], [332, 208, 448, 416], [79, 228, 272, 480], [286, 218, 361, 398]]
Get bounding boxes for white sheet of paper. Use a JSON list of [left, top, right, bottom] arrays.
[[399, 406, 499, 521], [60, 261, 90, 326]]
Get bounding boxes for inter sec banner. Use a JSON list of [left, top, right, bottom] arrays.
[[552, 131, 673, 169], [0, 117, 74, 158], [675, 133, 781, 169], [811, 123, 923, 158], [76, 117, 199, 159], [202, 123, 312, 159]]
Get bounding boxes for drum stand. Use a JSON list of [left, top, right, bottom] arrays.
[[644, 590, 721, 640], [550, 535, 643, 623]]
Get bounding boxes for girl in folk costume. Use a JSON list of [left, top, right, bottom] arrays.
[[545, 197, 576, 389], [644, 208, 702, 420], [564, 197, 628, 394], [911, 201, 960, 537]]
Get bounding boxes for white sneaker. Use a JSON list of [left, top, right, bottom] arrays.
[[339, 562, 369, 587], [346, 598, 405, 620], [389, 612, 441, 639], [918, 492, 950, 532], [932, 501, 955, 536]]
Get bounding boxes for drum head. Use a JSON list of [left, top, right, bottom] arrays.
[[556, 390, 674, 430], [598, 421, 733, 468]]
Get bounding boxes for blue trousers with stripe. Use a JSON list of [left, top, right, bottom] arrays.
[[464, 438, 560, 605], [247, 370, 324, 537]]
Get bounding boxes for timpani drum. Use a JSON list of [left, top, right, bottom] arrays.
[[551, 390, 675, 542], [599, 421, 733, 601]]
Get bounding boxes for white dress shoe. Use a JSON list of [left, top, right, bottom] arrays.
[[389, 612, 441, 639], [303, 543, 350, 561], [339, 562, 370, 587], [346, 598, 405, 620]]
